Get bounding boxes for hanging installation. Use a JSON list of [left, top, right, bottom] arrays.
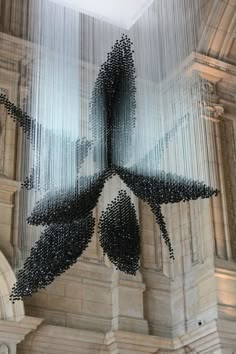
[[0, 0, 219, 302]]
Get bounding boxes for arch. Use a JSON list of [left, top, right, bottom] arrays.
[[0, 251, 24, 321]]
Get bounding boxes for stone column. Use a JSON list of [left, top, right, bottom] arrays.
[[111, 270, 149, 335], [0, 34, 31, 263], [0, 176, 21, 263], [200, 78, 230, 260]]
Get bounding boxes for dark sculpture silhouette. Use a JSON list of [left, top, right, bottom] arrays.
[[0, 35, 218, 302]]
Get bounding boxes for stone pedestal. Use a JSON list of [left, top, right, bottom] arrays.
[[111, 270, 149, 335]]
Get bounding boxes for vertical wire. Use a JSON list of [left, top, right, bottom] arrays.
[[13, 0, 220, 270]]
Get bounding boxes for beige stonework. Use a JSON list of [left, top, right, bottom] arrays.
[[0, 250, 42, 354], [0, 1, 236, 353]]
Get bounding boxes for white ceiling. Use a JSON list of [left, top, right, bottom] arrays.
[[50, 0, 154, 29]]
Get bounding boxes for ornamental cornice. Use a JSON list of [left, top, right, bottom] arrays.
[[190, 53, 236, 98], [193, 52, 236, 77]]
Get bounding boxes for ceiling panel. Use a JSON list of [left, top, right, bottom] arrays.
[[50, 0, 154, 29]]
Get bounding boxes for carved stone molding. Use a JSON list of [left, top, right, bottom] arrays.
[[199, 78, 225, 121], [190, 54, 236, 104], [0, 344, 8, 354], [200, 100, 224, 120], [193, 52, 236, 76], [202, 80, 215, 94]]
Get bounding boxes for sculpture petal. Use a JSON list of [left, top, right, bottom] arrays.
[[10, 213, 95, 301], [99, 190, 140, 275], [27, 170, 112, 226]]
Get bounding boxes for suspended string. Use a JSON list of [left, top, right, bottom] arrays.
[[0, 0, 220, 300], [10, 1, 89, 272], [126, 0, 217, 185]]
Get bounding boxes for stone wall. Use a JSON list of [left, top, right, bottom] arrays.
[[0, 1, 236, 353]]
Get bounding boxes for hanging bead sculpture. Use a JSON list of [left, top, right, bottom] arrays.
[[0, 0, 219, 302], [99, 190, 140, 275], [10, 213, 95, 301]]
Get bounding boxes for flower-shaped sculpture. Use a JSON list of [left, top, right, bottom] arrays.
[[0, 35, 218, 302]]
